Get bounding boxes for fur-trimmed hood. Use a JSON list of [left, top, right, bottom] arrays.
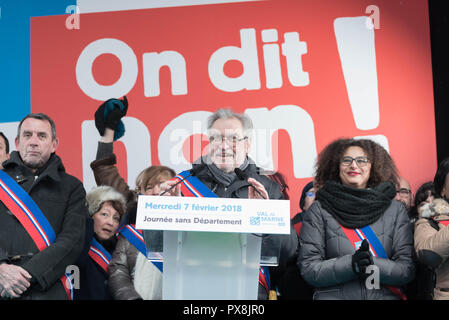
[[419, 198, 449, 218], [86, 185, 126, 217]]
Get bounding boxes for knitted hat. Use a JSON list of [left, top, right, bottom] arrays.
[[86, 186, 126, 217]]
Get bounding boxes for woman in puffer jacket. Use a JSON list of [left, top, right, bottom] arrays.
[[414, 158, 449, 300], [298, 138, 415, 300]]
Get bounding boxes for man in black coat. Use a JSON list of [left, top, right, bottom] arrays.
[[0, 113, 87, 300], [187, 109, 298, 300]]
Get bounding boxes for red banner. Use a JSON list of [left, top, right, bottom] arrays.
[[30, 0, 436, 216]]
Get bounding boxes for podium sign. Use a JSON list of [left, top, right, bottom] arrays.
[[136, 195, 290, 299], [136, 195, 290, 234]]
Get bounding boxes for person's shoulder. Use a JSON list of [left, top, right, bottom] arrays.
[[60, 170, 83, 185], [57, 171, 86, 196], [302, 200, 325, 221], [385, 199, 407, 217], [248, 164, 275, 184]]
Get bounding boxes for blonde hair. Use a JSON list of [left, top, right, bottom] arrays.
[[135, 166, 176, 193]]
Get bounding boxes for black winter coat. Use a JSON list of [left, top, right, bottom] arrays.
[[74, 217, 116, 300], [0, 152, 87, 300], [193, 159, 299, 299]]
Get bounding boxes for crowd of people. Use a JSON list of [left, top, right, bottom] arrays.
[[0, 97, 448, 300]]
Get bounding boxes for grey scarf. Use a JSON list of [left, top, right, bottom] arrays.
[[204, 156, 249, 188]]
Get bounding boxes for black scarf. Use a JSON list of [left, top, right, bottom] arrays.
[[316, 180, 396, 229]]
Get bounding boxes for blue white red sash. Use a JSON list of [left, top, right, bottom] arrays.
[[0, 170, 56, 250], [174, 169, 270, 294], [174, 170, 218, 198], [340, 224, 407, 300], [0, 170, 73, 300], [118, 224, 163, 272], [88, 238, 111, 273], [259, 266, 270, 296]]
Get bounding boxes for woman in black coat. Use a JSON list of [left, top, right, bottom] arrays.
[[74, 186, 126, 300]]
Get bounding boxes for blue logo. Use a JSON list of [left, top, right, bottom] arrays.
[[250, 216, 260, 226]]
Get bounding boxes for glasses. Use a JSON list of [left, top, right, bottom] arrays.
[[340, 156, 370, 167], [209, 135, 248, 145], [396, 188, 411, 196]]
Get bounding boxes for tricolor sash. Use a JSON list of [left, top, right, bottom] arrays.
[[340, 224, 407, 300], [259, 266, 270, 295], [88, 238, 111, 273], [0, 170, 73, 300], [118, 224, 163, 272], [174, 170, 218, 198], [173, 170, 270, 296]]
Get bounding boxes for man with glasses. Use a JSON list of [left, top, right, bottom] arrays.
[[395, 176, 413, 211], [193, 108, 277, 199], [189, 108, 297, 299]]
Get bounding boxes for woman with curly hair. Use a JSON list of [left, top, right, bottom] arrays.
[[298, 138, 415, 300]]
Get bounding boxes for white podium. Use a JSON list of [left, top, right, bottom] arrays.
[[137, 196, 290, 300]]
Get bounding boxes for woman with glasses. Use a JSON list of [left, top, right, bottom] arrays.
[[298, 138, 414, 300]]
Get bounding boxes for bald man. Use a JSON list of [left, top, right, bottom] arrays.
[[395, 176, 413, 210]]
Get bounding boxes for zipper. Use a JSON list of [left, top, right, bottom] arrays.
[[360, 278, 367, 300]]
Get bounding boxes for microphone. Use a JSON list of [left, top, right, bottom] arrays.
[[159, 163, 206, 196], [234, 168, 266, 199]]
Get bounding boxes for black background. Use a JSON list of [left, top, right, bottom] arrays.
[[429, 0, 449, 164]]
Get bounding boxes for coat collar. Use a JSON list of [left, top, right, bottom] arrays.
[[3, 151, 65, 182], [419, 198, 449, 219]]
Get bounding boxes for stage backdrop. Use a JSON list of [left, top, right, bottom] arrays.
[[30, 0, 436, 217]]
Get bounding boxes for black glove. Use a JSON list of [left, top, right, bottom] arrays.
[[94, 96, 128, 136], [351, 239, 373, 277]]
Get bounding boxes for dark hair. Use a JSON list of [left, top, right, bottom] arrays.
[[314, 138, 399, 189], [433, 157, 449, 198], [299, 181, 314, 211], [408, 181, 435, 220], [267, 171, 289, 200], [0, 132, 9, 153], [414, 181, 435, 206], [108, 200, 126, 219], [17, 113, 57, 140]]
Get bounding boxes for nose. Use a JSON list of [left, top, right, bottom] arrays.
[[349, 159, 358, 169], [29, 133, 40, 145], [105, 215, 114, 226]]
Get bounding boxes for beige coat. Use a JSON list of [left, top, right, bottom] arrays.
[[414, 198, 449, 300]]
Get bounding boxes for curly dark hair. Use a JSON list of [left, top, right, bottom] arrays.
[[314, 138, 399, 189]]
